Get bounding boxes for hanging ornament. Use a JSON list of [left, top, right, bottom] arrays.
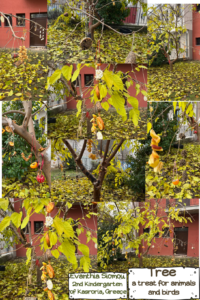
[[9, 141, 14, 147], [37, 171, 45, 183], [30, 162, 38, 169], [21, 152, 32, 161], [46, 202, 55, 214], [2, 129, 5, 134], [95, 69, 103, 80]]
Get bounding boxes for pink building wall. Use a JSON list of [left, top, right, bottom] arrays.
[[193, 4, 200, 60], [139, 199, 199, 257], [0, 0, 47, 48], [66, 64, 147, 110], [14, 200, 97, 257]]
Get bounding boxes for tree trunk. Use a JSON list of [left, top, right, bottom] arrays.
[[94, 187, 101, 202], [139, 256, 143, 267]]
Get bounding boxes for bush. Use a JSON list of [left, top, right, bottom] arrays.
[[124, 145, 148, 197], [64, 156, 76, 170], [148, 39, 169, 67], [95, 0, 130, 25]]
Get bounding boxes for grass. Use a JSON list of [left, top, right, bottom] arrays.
[[148, 61, 200, 101], [51, 168, 83, 181]]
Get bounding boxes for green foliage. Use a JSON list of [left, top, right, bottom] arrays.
[[148, 39, 168, 67], [147, 102, 178, 152], [98, 201, 193, 269], [146, 144, 200, 200], [96, 0, 130, 25], [2, 101, 46, 180], [124, 145, 147, 199], [148, 61, 200, 101]]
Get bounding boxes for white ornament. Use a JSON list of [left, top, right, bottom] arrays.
[[144, 96, 147, 101], [45, 216, 53, 227], [95, 69, 103, 80], [47, 279, 53, 290], [95, 244, 97, 249], [97, 131, 103, 140]]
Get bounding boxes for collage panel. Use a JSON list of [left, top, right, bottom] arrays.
[[148, 3, 200, 101], [146, 101, 200, 200], [51, 139, 145, 203], [0, 1, 48, 102], [48, 0, 147, 64], [47, 63, 147, 140], [2, 100, 50, 198]]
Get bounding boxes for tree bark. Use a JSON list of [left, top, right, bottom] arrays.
[[94, 186, 101, 202]]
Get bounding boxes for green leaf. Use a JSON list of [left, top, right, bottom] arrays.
[[53, 216, 74, 238], [58, 241, 77, 264], [76, 100, 82, 117], [51, 249, 60, 259], [147, 122, 152, 134], [0, 216, 11, 232], [11, 212, 22, 228], [129, 108, 139, 126], [71, 69, 80, 82], [0, 199, 9, 211], [49, 69, 62, 85], [21, 215, 29, 229], [80, 256, 90, 272], [173, 101, 177, 114], [35, 203, 44, 213], [100, 85, 107, 98], [101, 102, 109, 111], [78, 244, 89, 257], [127, 96, 138, 109], [61, 65, 73, 81], [26, 248, 32, 265], [50, 232, 57, 246], [108, 92, 126, 117]]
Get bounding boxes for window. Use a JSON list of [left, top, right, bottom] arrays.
[[84, 74, 94, 86], [196, 38, 200, 46], [16, 14, 25, 26], [34, 221, 44, 234], [162, 227, 170, 238], [22, 222, 31, 234], [143, 228, 150, 234], [5, 14, 12, 27], [197, 4, 200, 12]]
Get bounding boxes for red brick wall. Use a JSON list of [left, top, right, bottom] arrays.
[[0, 0, 47, 48], [193, 4, 200, 60], [139, 199, 199, 257], [14, 200, 97, 257], [66, 64, 147, 110]]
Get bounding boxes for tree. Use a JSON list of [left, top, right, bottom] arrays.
[[148, 4, 193, 71], [98, 200, 193, 269], [52, 139, 142, 202], [96, 0, 130, 25], [2, 101, 51, 188]]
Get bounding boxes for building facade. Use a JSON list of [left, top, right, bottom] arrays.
[[0, 0, 47, 48], [139, 199, 199, 257], [192, 4, 200, 60]]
